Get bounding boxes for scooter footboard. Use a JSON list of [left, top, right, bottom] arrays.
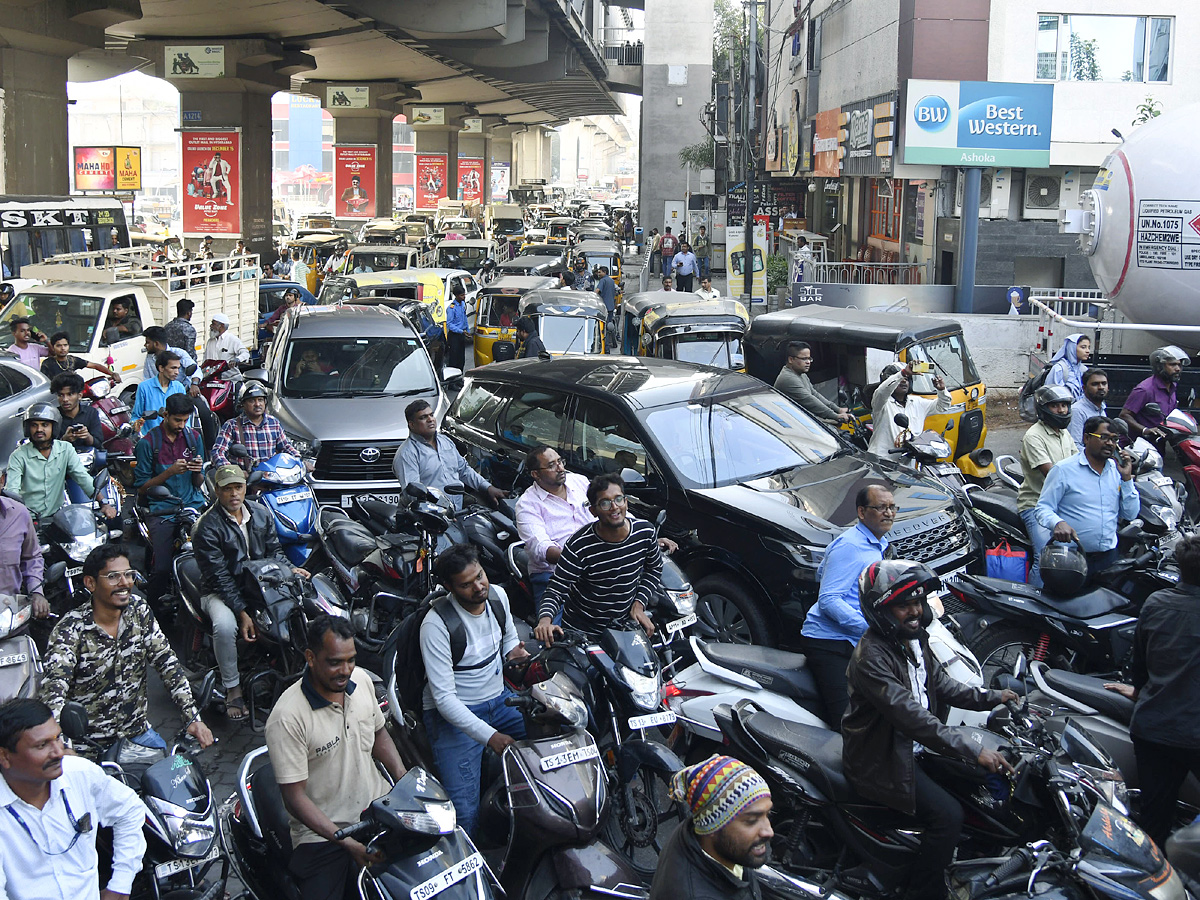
[[550, 843, 648, 898]]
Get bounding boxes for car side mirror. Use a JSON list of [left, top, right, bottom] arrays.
[[59, 701, 89, 742], [893, 413, 910, 429], [620, 467, 647, 487]]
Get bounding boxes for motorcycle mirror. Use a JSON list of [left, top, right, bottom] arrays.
[[247, 471, 263, 484], [243, 368, 268, 383], [1143, 402, 1163, 420], [1011, 653, 1028, 681], [146, 485, 174, 501], [943, 419, 954, 432], [59, 701, 89, 742], [405, 482, 430, 501], [92, 469, 110, 494], [893, 413, 910, 429], [993, 674, 1028, 696], [229, 443, 251, 460], [194, 670, 217, 711], [1110, 417, 1130, 437], [443, 482, 466, 496]]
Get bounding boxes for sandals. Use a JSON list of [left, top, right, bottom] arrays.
[[225, 695, 248, 721]]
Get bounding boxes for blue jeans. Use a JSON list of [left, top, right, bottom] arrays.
[[424, 690, 526, 835], [1019, 508, 1051, 587], [698, 256, 710, 279], [132, 727, 168, 750], [529, 571, 553, 608]]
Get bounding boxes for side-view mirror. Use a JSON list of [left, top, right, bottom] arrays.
[[146, 484, 174, 501], [837, 389, 850, 408], [243, 368, 268, 383], [442, 367, 463, 381], [942, 419, 954, 432], [193, 670, 217, 711], [893, 413, 910, 429], [443, 482, 466, 496], [247, 471, 263, 484], [92, 469, 110, 494], [59, 701, 89, 742], [405, 482, 430, 500], [229, 443, 251, 460], [1143, 402, 1163, 420], [620, 467, 647, 486]]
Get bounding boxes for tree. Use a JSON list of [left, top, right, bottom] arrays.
[[713, 0, 749, 79], [1069, 32, 1100, 81], [1132, 95, 1163, 127], [679, 136, 715, 170]]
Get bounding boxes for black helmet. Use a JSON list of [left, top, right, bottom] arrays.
[[282, 285, 301, 299], [1150, 346, 1189, 381], [858, 559, 938, 641], [1039, 541, 1088, 597], [1034, 384, 1074, 430], [22, 402, 62, 436], [238, 382, 270, 404]]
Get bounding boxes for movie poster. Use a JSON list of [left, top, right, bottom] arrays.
[[333, 145, 377, 218], [415, 153, 448, 210], [182, 130, 241, 237], [458, 158, 484, 204]]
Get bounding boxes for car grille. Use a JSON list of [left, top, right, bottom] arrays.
[[314, 441, 401, 482], [957, 409, 985, 456], [889, 514, 971, 566]]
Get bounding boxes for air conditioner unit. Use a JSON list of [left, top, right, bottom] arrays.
[[955, 168, 1011, 218], [1023, 169, 1081, 220]]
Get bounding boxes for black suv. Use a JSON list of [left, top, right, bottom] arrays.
[[441, 356, 980, 646]]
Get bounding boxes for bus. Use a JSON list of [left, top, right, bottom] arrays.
[[0, 195, 130, 277]]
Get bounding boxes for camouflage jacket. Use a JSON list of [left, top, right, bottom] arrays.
[[41, 596, 199, 754]]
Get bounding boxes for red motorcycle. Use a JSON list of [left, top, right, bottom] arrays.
[[1161, 407, 1200, 523], [198, 358, 244, 422]]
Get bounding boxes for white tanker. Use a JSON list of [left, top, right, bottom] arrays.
[[1068, 104, 1200, 344]]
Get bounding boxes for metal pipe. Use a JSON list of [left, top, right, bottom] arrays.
[[957, 167, 981, 313], [1030, 298, 1200, 333]]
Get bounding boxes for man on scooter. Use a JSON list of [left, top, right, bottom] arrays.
[[843, 560, 1017, 900], [1019, 385, 1077, 587], [393, 399, 507, 511], [211, 381, 301, 470], [1121, 346, 1186, 444], [0, 479, 47, 619], [7, 403, 115, 523]]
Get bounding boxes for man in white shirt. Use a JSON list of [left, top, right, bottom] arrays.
[[0, 698, 146, 900], [204, 312, 250, 365], [867, 363, 953, 458], [695, 276, 721, 301], [290, 250, 311, 287]]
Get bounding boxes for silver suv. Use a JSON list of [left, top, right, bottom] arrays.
[[249, 304, 447, 505]]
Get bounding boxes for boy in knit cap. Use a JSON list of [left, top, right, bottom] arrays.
[[650, 755, 774, 899]]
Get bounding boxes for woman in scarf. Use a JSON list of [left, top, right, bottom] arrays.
[[1045, 333, 1091, 400]]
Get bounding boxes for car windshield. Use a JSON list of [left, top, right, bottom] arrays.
[[281, 336, 436, 398], [0, 293, 99, 353], [907, 333, 981, 392], [639, 391, 839, 489], [348, 251, 408, 272], [438, 246, 486, 266], [403, 224, 426, 235], [493, 220, 523, 235], [670, 333, 745, 369], [540, 316, 594, 354], [317, 278, 355, 304]]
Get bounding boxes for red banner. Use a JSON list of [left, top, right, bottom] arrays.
[[333, 145, 377, 218], [458, 158, 484, 204], [415, 154, 448, 210], [182, 131, 241, 237]]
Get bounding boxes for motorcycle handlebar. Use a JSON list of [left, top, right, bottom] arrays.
[[333, 820, 375, 841], [1133, 550, 1157, 568]]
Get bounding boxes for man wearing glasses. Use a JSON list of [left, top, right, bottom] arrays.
[[1036, 416, 1139, 581], [800, 484, 896, 729], [534, 473, 663, 644], [40, 544, 214, 757]]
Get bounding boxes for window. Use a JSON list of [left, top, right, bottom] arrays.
[[1035, 14, 1172, 83], [0, 363, 31, 398], [567, 398, 648, 477], [452, 380, 508, 435], [869, 179, 901, 241], [499, 389, 570, 449]]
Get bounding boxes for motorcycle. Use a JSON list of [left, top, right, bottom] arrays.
[[197, 359, 245, 422], [1160, 407, 1200, 526], [0, 594, 42, 701], [227, 443, 320, 567], [221, 748, 500, 900], [58, 693, 227, 900], [82, 374, 137, 484], [888, 414, 990, 494]]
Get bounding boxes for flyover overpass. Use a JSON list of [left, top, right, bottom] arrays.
[[0, 0, 636, 255]]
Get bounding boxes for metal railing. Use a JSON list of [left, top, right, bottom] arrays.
[[808, 259, 932, 285], [596, 27, 644, 65], [1029, 288, 1107, 320]]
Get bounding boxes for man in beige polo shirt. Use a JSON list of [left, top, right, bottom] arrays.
[[1018, 385, 1077, 587], [266, 615, 406, 900]]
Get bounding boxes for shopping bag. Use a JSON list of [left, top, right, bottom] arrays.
[[985, 541, 1028, 582]]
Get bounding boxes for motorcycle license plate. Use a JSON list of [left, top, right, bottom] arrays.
[[154, 844, 220, 879], [666, 613, 698, 635], [65, 566, 82, 578], [1151, 474, 1174, 489], [274, 489, 311, 504], [628, 710, 677, 731], [342, 493, 402, 507], [409, 851, 485, 900], [540, 743, 600, 772], [0, 653, 28, 667]]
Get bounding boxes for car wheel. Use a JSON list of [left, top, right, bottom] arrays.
[[692, 574, 772, 646]]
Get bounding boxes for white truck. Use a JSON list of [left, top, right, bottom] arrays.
[[485, 202, 525, 242], [1, 247, 260, 386]]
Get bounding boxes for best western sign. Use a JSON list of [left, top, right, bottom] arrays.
[[902, 80, 1054, 168]]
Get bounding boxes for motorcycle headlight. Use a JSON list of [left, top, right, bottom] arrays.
[[171, 816, 217, 857], [620, 665, 663, 710], [66, 533, 105, 563], [271, 463, 305, 485], [1152, 505, 1179, 529], [664, 587, 696, 617], [399, 799, 456, 835], [90, 379, 111, 399], [544, 692, 589, 728]]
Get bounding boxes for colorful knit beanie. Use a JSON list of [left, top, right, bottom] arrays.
[[669, 754, 771, 835]]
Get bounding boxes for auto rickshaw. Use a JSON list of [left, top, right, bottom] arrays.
[[545, 217, 577, 245], [317, 270, 427, 306], [519, 290, 608, 357], [289, 232, 347, 294], [472, 276, 558, 365], [569, 240, 624, 300], [435, 239, 496, 274], [616, 292, 749, 371], [744, 304, 994, 479]]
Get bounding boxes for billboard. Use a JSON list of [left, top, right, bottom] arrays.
[[813, 108, 841, 177], [903, 80, 1054, 167], [182, 130, 241, 237], [327, 86, 369, 109], [166, 45, 225, 78], [115, 147, 142, 191], [727, 223, 768, 304], [73, 147, 117, 191], [491, 162, 511, 201], [333, 145, 376, 218], [458, 158, 484, 204], [411, 107, 446, 126], [415, 154, 448, 209]]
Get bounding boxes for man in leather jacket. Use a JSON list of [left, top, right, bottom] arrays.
[[192, 464, 310, 719], [843, 560, 1017, 900], [651, 755, 773, 900]]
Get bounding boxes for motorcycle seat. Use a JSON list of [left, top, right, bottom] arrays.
[[1043, 669, 1134, 726], [325, 520, 378, 567], [703, 643, 822, 707], [1041, 585, 1129, 619], [740, 708, 857, 803], [175, 554, 208, 620], [249, 762, 294, 864], [319, 506, 351, 530], [969, 488, 1025, 532], [358, 498, 399, 530]]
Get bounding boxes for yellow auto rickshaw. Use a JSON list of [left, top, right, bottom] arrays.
[[472, 276, 558, 365], [569, 240, 624, 302], [289, 232, 347, 294], [519, 289, 608, 357], [545, 217, 577, 245], [617, 293, 749, 371]]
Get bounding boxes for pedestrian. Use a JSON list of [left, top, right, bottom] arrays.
[[594, 266, 617, 314], [673, 242, 699, 292], [693, 225, 711, 280], [660, 226, 680, 276], [622, 213, 635, 251], [649, 229, 661, 274], [164, 298, 198, 355], [290, 249, 310, 287], [660, 276, 675, 292], [515, 317, 547, 359], [445, 283, 469, 370], [1044, 333, 1090, 401]]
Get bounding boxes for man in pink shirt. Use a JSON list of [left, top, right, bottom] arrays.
[[6, 319, 49, 369]]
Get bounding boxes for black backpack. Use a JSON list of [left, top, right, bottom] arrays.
[[1018, 362, 1056, 423], [391, 589, 509, 713]]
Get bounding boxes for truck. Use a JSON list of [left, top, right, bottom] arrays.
[[485, 202, 525, 241], [0, 247, 260, 385]]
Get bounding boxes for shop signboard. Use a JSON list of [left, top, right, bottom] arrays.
[[903, 80, 1054, 167], [813, 108, 841, 177]]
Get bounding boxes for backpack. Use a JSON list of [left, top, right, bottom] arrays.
[[1018, 362, 1055, 423], [391, 588, 509, 713]]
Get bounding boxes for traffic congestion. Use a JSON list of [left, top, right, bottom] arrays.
[[0, 192, 1198, 900]]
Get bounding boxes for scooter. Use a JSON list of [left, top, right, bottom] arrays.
[[221, 750, 500, 900], [0, 594, 42, 701], [227, 443, 320, 567], [197, 359, 244, 422]]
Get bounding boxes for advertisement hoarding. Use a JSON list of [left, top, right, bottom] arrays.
[[415, 154, 448, 209], [813, 108, 841, 178], [491, 163, 511, 201], [333, 145, 377, 218], [327, 86, 369, 109], [727, 223, 768, 303], [115, 147, 142, 191], [181, 130, 241, 237], [73, 147, 117, 191], [458, 158, 484, 204], [166, 45, 226, 78], [411, 107, 446, 126], [903, 79, 1054, 167]]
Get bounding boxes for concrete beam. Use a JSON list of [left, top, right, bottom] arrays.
[[427, 13, 549, 69], [423, 0, 526, 46], [344, 0, 510, 37], [136, 38, 312, 93], [64, 0, 141, 30], [605, 65, 642, 95]]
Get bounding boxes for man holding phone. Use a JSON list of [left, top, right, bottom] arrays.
[[134, 393, 206, 606], [51, 374, 104, 452]]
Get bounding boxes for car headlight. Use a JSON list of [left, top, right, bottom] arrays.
[[287, 435, 315, 459], [620, 665, 663, 710], [399, 798, 456, 835]]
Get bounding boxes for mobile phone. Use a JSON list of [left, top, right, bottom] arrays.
[[910, 361, 933, 374]]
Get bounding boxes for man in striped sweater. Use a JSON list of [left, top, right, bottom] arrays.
[[535, 473, 663, 644]]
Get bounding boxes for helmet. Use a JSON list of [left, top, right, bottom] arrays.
[[1039, 541, 1088, 597], [22, 402, 62, 436], [573, 256, 587, 270], [1034, 384, 1074, 430], [1150, 346, 1190, 379], [239, 381, 270, 404], [858, 559, 938, 641], [282, 285, 301, 299]]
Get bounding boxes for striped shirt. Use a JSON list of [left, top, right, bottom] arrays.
[[539, 518, 663, 637]]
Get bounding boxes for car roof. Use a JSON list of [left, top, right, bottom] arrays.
[[465, 356, 762, 410], [500, 256, 559, 267], [747, 304, 961, 348], [574, 240, 620, 253], [436, 239, 493, 248], [348, 243, 414, 253], [290, 304, 420, 338], [335, 270, 424, 287]]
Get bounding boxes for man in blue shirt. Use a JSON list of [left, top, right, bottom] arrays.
[[141, 326, 198, 391], [1036, 416, 1139, 579], [132, 351, 186, 437], [1068, 369, 1108, 450], [801, 483, 894, 729], [672, 241, 699, 292], [445, 283, 469, 371]]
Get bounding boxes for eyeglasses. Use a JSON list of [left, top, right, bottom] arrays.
[[595, 495, 627, 510], [1086, 432, 1120, 444], [865, 504, 898, 514], [98, 569, 137, 585], [534, 459, 566, 471]]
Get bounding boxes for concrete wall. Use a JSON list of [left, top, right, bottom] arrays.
[[816, 0, 900, 109], [938, 216, 1097, 290], [957, 314, 1042, 390]]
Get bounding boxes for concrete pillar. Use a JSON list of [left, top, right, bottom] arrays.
[[0, 48, 71, 195]]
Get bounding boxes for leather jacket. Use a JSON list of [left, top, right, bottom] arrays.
[[191, 499, 285, 615], [650, 821, 761, 900], [842, 628, 1001, 815]]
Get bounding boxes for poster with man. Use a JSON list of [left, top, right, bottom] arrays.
[[333, 145, 377, 218], [415, 154, 448, 210], [181, 131, 241, 237], [458, 158, 484, 204]]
